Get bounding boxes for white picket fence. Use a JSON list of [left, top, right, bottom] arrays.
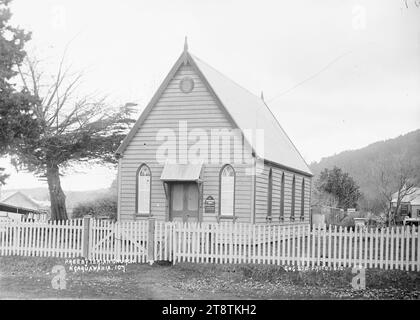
[[166, 223, 419, 271], [0, 219, 84, 258], [0, 218, 419, 271]]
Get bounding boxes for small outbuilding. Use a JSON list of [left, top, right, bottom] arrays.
[[0, 190, 49, 222], [391, 187, 420, 223], [116, 40, 313, 225]]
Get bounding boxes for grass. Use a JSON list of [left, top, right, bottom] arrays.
[[0, 256, 418, 300], [170, 263, 419, 299]]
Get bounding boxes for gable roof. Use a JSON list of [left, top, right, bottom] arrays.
[[0, 191, 42, 209], [0, 190, 16, 202], [116, 47, 312, 176], [391, 187, 420, 205]]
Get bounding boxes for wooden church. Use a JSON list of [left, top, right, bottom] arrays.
[[116, 39, 312, 225]]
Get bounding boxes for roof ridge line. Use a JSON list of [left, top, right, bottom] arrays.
[[190, 54, 263, 101], [192, 53, 311, 174]]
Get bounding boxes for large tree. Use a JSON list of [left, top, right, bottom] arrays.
[[10, 55, 135, 220], [0, 0, 39, 185], [316, 166, 362, 210]]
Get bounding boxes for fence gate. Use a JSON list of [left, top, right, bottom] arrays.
[[88, 219, 149, 263]]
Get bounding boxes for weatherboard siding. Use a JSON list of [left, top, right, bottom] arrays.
[[119, 64, 254, 223], [254, 163, 311, 225]]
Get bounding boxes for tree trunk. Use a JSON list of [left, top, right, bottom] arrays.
[[388, 201, 393, 227], [46, 164, 68, 220]]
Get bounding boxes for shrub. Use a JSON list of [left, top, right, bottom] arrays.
[[325, 214, 355, 231], [72, 195, 117, 220], [340, 215, 355, 228]]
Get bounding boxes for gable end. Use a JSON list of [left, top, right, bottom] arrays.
[[116, 52, 250, 157]]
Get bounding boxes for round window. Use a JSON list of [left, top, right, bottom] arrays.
[[179, 77, 194, 93]]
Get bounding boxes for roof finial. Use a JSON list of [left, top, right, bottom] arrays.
[[184, 36, 188, 52], [261, 91, 264, 101]]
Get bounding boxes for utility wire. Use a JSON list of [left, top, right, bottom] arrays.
[[267, 50, 353, 103]]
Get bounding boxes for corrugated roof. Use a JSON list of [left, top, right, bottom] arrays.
[[160, 163, 203, 182], [0, 191, 41, 208], [190, 54, 311, 175], [117, 47, 312, 176], [0, 191, 50, 210], [391, 187, 420, 205], [0, 191, 16, 202]]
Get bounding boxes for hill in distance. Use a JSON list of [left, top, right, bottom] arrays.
[[310, 129, 420, 201]]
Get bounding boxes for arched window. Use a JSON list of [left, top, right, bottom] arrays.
[[291, 175, 295, 221], [267, 168, 273, 218], [280, 172, 285, 221], [301, 178, 305, 221], [136, 164, 151, 215], [220, 165, 235, 216]]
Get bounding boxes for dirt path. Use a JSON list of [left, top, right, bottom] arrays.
[[0, 259, 243, 300]]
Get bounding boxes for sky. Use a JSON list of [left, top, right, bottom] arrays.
[[1, 0, 419, 191]]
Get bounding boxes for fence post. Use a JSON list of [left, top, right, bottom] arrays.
[[82, 216, 92, 259], [148, 218, 156, 262], [417, 225, 420, 272]]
